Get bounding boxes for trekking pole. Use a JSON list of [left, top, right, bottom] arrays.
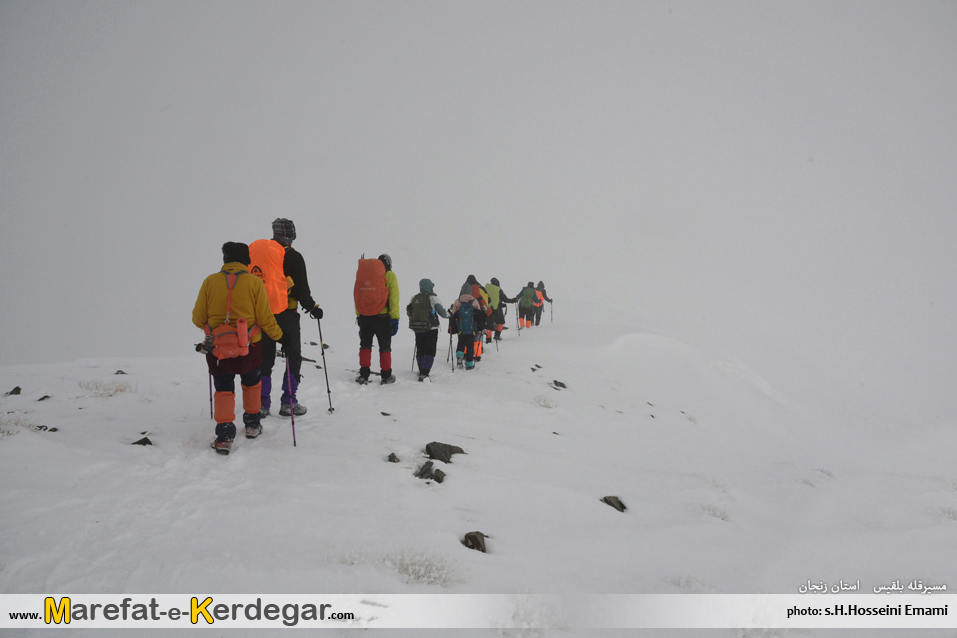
[[208, 373, 213, 419], [551, 301, 553, 324], [284, 353, 297, 447], [412, 344, 417, 372], [316, 318, 335, 413]]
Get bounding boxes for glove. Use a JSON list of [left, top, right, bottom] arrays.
[[309, 305, 323, 320], [390, 318, 399, 336]]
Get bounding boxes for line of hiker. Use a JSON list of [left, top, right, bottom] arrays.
[[194, 220, 553, 454]]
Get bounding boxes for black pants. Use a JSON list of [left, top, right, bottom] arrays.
[[520, 305, 535, 325], [260, 309, 301, 380], [358, 314, 393, 378], [414, 330, 438, 357], [456, 333, 476, 362]]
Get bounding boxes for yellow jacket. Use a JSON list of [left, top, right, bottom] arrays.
[[192, 263, 283, 343]]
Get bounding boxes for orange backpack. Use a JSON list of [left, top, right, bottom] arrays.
[[248, 239, 289, 315], [354, 258, 389, 316], [204, 272, 259, 360]]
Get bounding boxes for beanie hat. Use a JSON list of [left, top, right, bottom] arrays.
[[490, 277, 500, 287], [461, 283, 472, 296], [272, 218, 296, 245], [537, 281, 544, 288], [222, 242, 250, 266], [378, 254, 392, 271], [466, 274, 479, 286], [527, 281, 534, 288]]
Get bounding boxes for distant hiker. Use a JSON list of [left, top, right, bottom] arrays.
[[534, 281, 553, 326], [516, 281, 538, 329], [192, 242, 284, 455], [465, 275, 490, 361], [484, 277, 516, 341], [450, 283, 484, 370], [407, 278, 448, 381], [249, 218, 323, 418], [354, 254, 400, 384]]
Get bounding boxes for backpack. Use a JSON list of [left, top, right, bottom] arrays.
[[407, 293, 436, 333], [456, 301, 477, 335], [204, 272, 259, 360], [354, 258, 388, 316], [520, 287, 537, 308], [248, 239, 289, 315]]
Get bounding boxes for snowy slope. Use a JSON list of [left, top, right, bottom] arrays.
[[2, 319, 955, 636]]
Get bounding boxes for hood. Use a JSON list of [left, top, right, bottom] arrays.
[[419, 278, 435, 295], [460, 283, 473, 296]]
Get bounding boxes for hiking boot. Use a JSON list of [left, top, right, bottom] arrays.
[[474, 356, 481, 362], [381, 374, 396, 385], [465, 361, 475, 370], [242, 412, 262, 439], [355, 374, 370, 385], [279, 403, 307, 417], [418, 371, 430, 382], [258, 408, 270, 419], [211, 438, 232, 455]]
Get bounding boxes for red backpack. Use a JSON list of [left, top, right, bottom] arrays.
[[354, 258, 389, 316]]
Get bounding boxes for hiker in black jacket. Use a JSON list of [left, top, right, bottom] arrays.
[[534, 281, 553, 326]]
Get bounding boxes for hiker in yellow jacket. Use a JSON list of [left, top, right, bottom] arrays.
[[193, 242, 283, 455]]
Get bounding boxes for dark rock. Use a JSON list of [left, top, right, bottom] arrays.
[[115, 370, 126, 375], [132, 437, 152, 446], [38, 395, 51, 402], [462, 531, 488, 553], [381, 412, 391, 416], [425, 442, 465, 464], [387, 453, 400, 463], [414, 461, 434, 479], [602, 496, 626, 512], [432, 469, 446, 483], [6, 386, 21, 396], [552, 380, 567, 389]]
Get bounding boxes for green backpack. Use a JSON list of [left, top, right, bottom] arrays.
[[407, 293, 436, 333], [520, 287, 537, 309]]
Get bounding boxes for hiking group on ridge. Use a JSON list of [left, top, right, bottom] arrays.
[[193, 220, 553, 454]]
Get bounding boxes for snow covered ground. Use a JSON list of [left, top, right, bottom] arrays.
[[2, 317, 955, 636], [3, 1, 956, 635]]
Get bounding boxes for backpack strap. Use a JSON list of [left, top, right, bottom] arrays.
[[221, 271, 241, 324], [217, 270, 262, 341]]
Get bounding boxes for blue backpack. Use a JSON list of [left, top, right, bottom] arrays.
[[456, 302, 477, 335]]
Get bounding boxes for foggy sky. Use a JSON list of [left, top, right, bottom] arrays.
[[2, 1, 955, 424]]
